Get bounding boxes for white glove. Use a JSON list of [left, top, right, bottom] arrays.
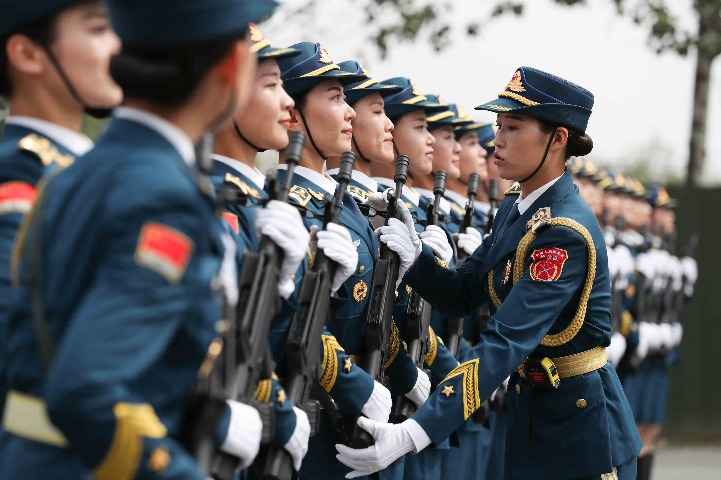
[[681, 256, 698, 296], [607, 331, 627, 368], [220, 400, 263, 469], [419, 225, 453, 265], [457, 227, 483, 257], [335, 418, 427, 478], [256, 200, 310, 299], [635, 322, 651, 361], [284, 406, 311, 471], [404, 367, 430, 407], [489, 376, 509, 403], [671, 322, 683, 347], [376, 218, 422, 289], [311, 223, 359, 295], [635, 252, 655, 283], [366, 189, 419, 240], [360, 379, 392, 422], [658, 323, 674, 351]]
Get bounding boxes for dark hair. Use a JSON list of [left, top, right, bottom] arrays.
[[110, 30, 247, 107], [0, 15, 59, 98], [539, 119, 593, 159]]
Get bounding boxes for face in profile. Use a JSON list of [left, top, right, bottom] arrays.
[[350, 92, 394, 164], [492, 112, 552, 182], [457, 130, 488, 184], [429, 125, 461, 180], [393, 110, 435, 177]]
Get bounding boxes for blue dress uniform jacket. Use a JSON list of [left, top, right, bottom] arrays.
[[0, 122, 80, 427], [405, 172, 642, 479], [0, 113, 232, 480]]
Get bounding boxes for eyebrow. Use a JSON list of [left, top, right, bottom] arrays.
[[504, 114, 526, 121], [326, 86, 343, 94], [83, 8, 109, 20]]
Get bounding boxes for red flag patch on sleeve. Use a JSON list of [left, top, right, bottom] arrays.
[[221, 212, 239, 234], [0, 181, 36, 215], [134, 221, 194, 284], [529, 247, 568, 282]]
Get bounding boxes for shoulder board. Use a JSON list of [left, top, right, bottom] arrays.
[[18, 133, 74, 168], [288, 185, 311, 206], [347, 185, 368, 202], [504, 182, 521, 196], [450, 202, 466, 216], [224, 173, 259, 198], [307, 187, 326, 201], [527, 207, 552, 233]]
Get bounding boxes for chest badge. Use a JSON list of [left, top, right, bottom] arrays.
[[353, 280, 368, 302]]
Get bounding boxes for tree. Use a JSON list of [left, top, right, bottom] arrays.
[[329, 0, 719, 189]]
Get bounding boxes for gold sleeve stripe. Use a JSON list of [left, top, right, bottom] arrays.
[[254, 379, 272, 403], [384, 323, 401, 369], [423, 326, 438, 366], [438, 358, 481, 420], [319, 335, 345, 392], [487, 270, 501, 308], [93, 403, 168, 480], [514, 217, 596, 347]]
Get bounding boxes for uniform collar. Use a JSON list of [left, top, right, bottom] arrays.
[[4, 115, 93, 155], [444, 189, 468, 207], [515, 173, 563, 215], [415, 187, 451, 215], [474, 200, 490, 214], [327, 168, 378, 193], [211, 153, 266, 190], [373, 177, 421, 206], [278, 164, 337, 195], [114, 106, 195, 166]]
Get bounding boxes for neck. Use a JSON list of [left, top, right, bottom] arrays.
[[519, 164, 564, 199], [413, 174, 434, 190], [476, 186, 490, 202], [9, 84, 84, 132], [279, 143, 324, 173], [213, 127, 256, 166], [446, 177, 467, 196], [370, 158, 394, 180], [124, 99, 208, 144]]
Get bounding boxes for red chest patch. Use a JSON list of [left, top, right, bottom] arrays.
[[221, 212, 240, 234], [0, 181, 36, 215], [134, 221, 194, 284], [529, 247, 568, 282]]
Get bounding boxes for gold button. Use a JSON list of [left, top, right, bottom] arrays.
[[576, 398, 587, 408], [359, 265, 365, 273], [515, 384, 521, 394]]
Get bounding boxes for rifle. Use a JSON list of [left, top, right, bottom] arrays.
[[443, 173, 480, 358], [485, 179, 499, 236], [260, 151, 356, 480], [187, 132, 306, 480], [390, 171, 447, 425], [348, 155, 410, 447]]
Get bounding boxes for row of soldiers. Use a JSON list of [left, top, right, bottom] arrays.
[[0, 1, 697, 479], [568, 157, 698, 480]]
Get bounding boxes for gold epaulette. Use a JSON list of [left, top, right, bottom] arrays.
[[450, 202, 466, 217], [288, 185, 311, 206], [319, 335, 345, 392], [347, 185, 368, 202], [18, 134, 74, 168], [504, 182, 521, 196], [224, 173, 260, 198]]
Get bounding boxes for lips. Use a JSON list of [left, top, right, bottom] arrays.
[[342, 128, 353, 136], [384, 136, 394, 144], [279, 118, 291, 127], [493, 152, 504, 165]]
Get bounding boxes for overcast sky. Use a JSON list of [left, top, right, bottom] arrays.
[[262, 0, 721, 185]]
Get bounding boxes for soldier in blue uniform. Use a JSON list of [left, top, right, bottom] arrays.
[[337, 66, 643, 479], [0, 0, 292, 478], [0, 0, 122, 421], [276, 43, 426, 480]]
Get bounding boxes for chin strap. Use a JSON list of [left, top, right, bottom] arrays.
[[42, 46, 113, 119], [233, 120, 266, 152], [297, 106, 326, 160], [518, 127, 556, 184]]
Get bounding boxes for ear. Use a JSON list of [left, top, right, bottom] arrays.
[[551, 127, 569, 150], [6, 33, 47, 76], [288, 106, 303, 132]]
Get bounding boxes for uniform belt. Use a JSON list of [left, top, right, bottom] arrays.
[[516, 347, 608, 380], [2, 389, 68, 447]]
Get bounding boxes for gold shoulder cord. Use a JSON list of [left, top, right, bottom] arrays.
[[487, 217, 596, 347]]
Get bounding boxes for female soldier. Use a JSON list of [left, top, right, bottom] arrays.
[[337, 66, 642, 480], [276, 43, 421, 480], [1, 0, 284, 478], [0, 0, 122, 417]]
